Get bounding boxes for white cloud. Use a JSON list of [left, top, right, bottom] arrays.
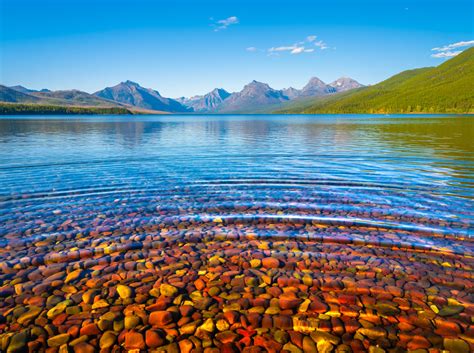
[[269, 46, 297, 52], [432, 40, 474, 52], [431, 50, 463, 58], [291, 47, 305, 54], [266, 35, 328, 55], [213, 16, 239, 31], [314, 40, 328, 50], [246, 47, 257, 52]]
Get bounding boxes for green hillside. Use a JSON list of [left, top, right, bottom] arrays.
[[0, 103, 132, 115], [278, 47, 474, 114]]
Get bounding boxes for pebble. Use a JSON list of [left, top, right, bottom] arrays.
[[47, 333, 70, 347], [99, 331, 117, 349], [1, 199, 472, 352], [116, 284, 133, 299], [149, 311, 173, 327]]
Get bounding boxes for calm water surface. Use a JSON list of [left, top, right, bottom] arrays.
[[0, 115, 473, 352]]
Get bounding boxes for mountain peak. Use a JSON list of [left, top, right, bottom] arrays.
[[94, 81, 190, 112], [329, 77, 364, 91], [243, 80, 271, 91], [122, 80, 140, 86], [300, 77, 335, 96]]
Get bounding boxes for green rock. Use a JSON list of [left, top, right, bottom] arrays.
[[444, 338, 469, 353], [69, 335, 89, 346], [274, 330, 289, 344], [374, 303, 400, 316], [438, 305, 464, 317], [124, 315, 141, 329], [7, 331, 28, 353], [47, 300, 72, 319], [47, 333, 70, 347], [98, 318, 113, 331], [65, 306, 81, 315], [336, 344, 354, 353], [30, 327, 47, 338], [17, 306, 42, 325], [160, 283, 178, 297], [46, 295, 62, 307], [283, 342, 303, 353], [208, 287, 220, 296], [99, 331, 117, 349], [113, 320, 124, 332]]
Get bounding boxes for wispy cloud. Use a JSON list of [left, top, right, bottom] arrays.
[[212, 16, 239, 31], [431, 40, 474, 58], [246, 47, 258, 52], [431, 51, 463, 58], [314, 40, 328, 50], [266, 35, 328, 55]]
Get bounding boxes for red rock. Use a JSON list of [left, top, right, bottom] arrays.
[[221, 343, 239, 353], [216, 331, 239, 344], [224, 311, 239, 324], [179, 305, 194, 317], [146, 297, 172, 311], [288, 331, 303, 348], [52, 312, 68, 326], [194, 279, 206, 290], [262, 257, 280, 269], [279, 298, 302, 310], [124, 331, 145, 350], [67, 325, 80, 338], [178, 338, 194, 353], [337, 294, 357, 305], [261, 315, 273, 329], [149, 311, 173, 327], [254, 335, 282, 352], [434, 319, 461, 337], [310, 298, 329, 313], [273, 315, 292, 329], [73, 342, 95, 353], [145, 330, 164, 348], [407, 335, 431, 350], [80, 323, 100, 336]]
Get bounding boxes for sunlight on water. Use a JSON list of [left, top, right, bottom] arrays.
[[0, 115, 473, 352]]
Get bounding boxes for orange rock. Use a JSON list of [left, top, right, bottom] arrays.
[[145, 330, 164, 348], [262, 257, 280, 269], [124, 331, 145, 350], [149, 310, 173, 327], [178, 338, 194, 353], [407, 335, 431, 350], [73, 342, 95, 353], [80, 323, 100, 336]]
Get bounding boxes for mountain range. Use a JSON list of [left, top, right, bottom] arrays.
[[1, 48, 473, 114], [280, 47, 474, 114], [0, 76, 363, 114]]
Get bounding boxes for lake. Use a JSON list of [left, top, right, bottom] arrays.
[[0, 115, 473, 352]]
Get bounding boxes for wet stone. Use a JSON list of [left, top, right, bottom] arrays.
[[444, 338, 470, 353], [438, 305, 464, 317], [47, 333, 70, 347]]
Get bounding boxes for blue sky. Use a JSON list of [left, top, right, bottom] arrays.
[[1, 0, 473, 97]]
